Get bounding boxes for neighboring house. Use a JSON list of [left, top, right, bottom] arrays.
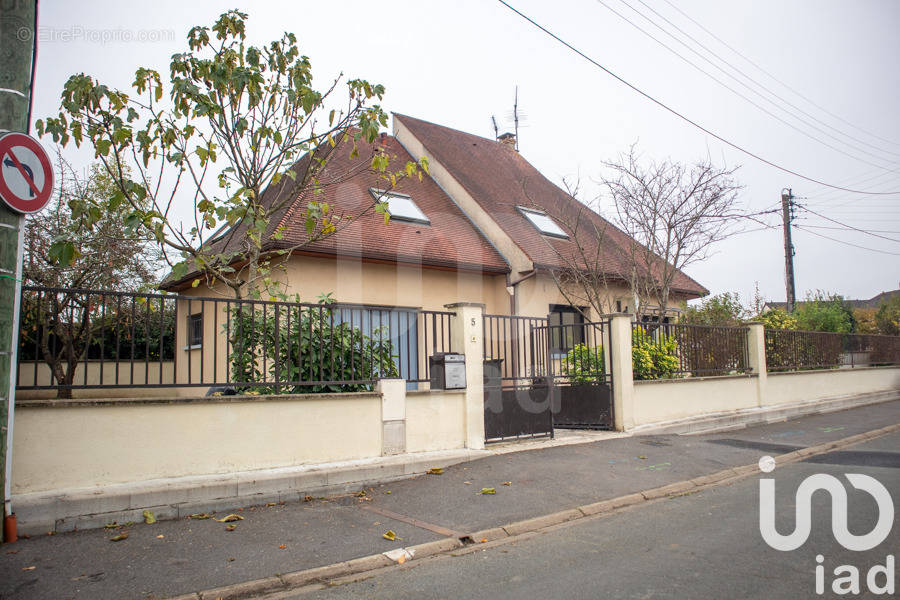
[[162, 114, 708, 375], [763, 288, 900, 313]]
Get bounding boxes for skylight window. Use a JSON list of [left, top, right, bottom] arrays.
[[518, 207, 568, 239], [370, 189, 430, 224]]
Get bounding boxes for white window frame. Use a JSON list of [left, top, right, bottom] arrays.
[[516, 206, 569, 239], [369, 188, 430, 225]]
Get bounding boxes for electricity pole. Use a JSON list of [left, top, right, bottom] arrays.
[[1, 0, 37, 540], [781, 188, 797, 313]]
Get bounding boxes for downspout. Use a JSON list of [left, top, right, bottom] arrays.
[[507, 270, 537, 316]]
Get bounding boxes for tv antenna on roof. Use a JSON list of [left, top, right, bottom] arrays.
[[491, 115, 499, 140]]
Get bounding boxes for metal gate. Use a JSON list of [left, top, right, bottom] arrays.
[[482, 315, 615, 442], [540, 319, 614, 430], [482, 314, 553, 442]]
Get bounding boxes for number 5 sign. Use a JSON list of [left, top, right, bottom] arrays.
[[0, 132, 53, 214]]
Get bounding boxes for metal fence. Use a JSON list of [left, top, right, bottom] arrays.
[[765, 329, 900, 371], [632, 321, 750, 378], [17, 286, 452, 394], [482, 314, 549, 385], [539, 320, 613, 386]]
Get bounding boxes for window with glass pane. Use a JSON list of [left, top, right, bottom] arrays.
[[518, 207, 568, 238], [188, 313, 202, 347], [549, 305, 585, 354], [370, 189, 430, 224]]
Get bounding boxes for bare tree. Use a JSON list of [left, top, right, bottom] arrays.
[[523, 179, 623, 319], [603, 145, 742, 319]]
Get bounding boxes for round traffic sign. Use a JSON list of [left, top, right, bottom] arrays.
[[0, 132, 54, 214]]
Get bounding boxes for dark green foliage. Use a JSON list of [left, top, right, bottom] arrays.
[[227, 297, 398, 394], [561, 343, 605, 383]]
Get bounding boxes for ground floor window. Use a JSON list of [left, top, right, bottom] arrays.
[[188, 313, 203, 347], [549, 304, 585, 354]]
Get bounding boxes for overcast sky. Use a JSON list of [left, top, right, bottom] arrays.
[[31, 0, 900, 306]]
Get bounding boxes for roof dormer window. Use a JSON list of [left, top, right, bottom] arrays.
[[517, 206, 568, 239], [370, 189, 430, 225]]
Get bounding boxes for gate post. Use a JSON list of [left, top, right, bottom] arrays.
[[444, 303, 485, 450], [746, 322, 767, 408], [608, 314, 635, 431]]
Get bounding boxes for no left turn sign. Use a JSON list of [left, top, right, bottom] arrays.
[[0, 132, 53, 214]]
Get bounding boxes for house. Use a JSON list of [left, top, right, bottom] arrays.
[[163, 114, 707, 314], [161, 115, 708, 383], [763, 288, 900, 313]]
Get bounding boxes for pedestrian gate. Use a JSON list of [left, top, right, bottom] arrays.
[[482, 315, 614, 442]]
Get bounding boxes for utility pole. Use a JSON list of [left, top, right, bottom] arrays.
[[781, 188, 797, 313], [1, 0, 37, 541]]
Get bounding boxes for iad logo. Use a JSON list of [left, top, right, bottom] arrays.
[[757, 455, 895, 595]]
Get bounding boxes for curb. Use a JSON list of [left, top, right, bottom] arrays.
[[170, 422, 900, 600]]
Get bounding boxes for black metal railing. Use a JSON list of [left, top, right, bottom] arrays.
[[17, 286, 453, 394], [482, 314, 549, 385], [632, 321, 750, 378], [765, 329, 900, 371], [536, 320, 613, 386]]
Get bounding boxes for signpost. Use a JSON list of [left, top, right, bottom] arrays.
[[1, 0, 37, 543]]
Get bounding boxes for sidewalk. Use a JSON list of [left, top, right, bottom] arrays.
[[1, 400, 898, 600]]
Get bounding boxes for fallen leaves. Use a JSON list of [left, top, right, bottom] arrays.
[[225, 524, 237, 532], [303, 496, 314, 502], [278, 544, 287, 549], [188, 513, 211, 520], [502, 481, 512, 486], [382, 530, 403, 541], [109, 533, 129, 542], [480, 488, 496, 495], [265, 502, 277, 507], [22, 566, 36, 571], [213, 514, 244, 523], [427, 467, 444, 475], [156, 535, 165, 539], [143, 510, 156, 525]]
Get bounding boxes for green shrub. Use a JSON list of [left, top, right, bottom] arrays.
[[632, 327, 679, 380], [561, 343, 605, 383], [227, 296, 398, 394], [753, 308, 798, 331], [874, 295, 900, 336]]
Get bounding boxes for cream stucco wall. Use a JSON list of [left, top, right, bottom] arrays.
[[12, 394, 383, 494], [766, 367, 900, 406], [405, 390, 466, 453], [279, 254, 507, 312], [513, 272, 634, 319], [632, 375, 759, 427]]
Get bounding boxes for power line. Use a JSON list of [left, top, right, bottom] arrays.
[[794, 224, 900, 255], [495, 0, 900, 195], [801, 224, 900, 235], [613, 0, 900, 166], [659, 0, 900, 151], [796, 204, 900, 243]]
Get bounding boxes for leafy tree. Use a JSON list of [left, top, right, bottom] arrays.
[[37, 10, 426, 301], [793, 291, 854, 333], [754, 309, 798, 331], [874, 294, 900, 336], [853, 308, 878, 334], [680, 292, 747, 326], [19, 156, 166, 398]]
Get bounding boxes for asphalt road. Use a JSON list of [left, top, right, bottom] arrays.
[[288, 433, 900, 600]]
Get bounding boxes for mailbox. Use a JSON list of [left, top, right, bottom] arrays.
[[429, 353, 467, 390]]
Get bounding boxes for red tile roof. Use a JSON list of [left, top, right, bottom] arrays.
[[394, 114, 708, 298], [162, 133, 509, 290]]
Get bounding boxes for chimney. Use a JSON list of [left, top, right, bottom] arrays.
[[498, 132, 517, 151]]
